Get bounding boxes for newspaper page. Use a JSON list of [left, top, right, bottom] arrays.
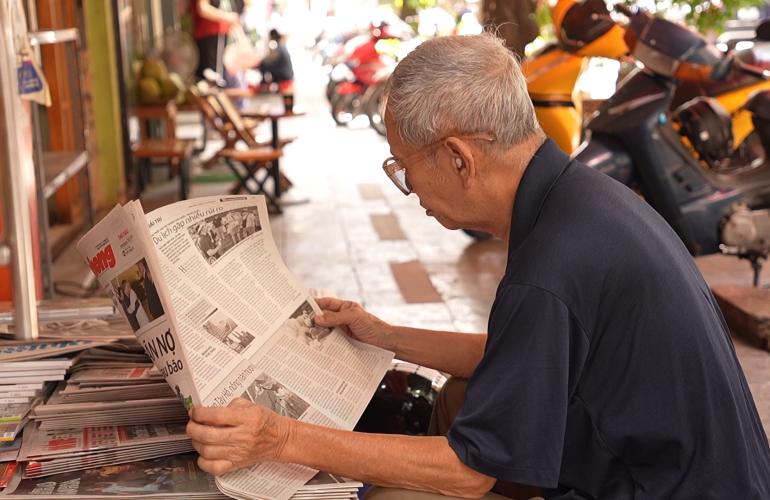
[[142, 195, 393, 500], [76, 206, 200, 411]]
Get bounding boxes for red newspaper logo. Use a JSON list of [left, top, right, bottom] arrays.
[[86, 244, 116, 277]]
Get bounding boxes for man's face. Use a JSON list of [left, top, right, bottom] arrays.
[[384, 113, 465, 230]]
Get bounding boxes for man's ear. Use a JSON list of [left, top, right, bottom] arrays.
[[444, 138, 475, 188]]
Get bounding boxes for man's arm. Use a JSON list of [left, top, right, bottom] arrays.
[[314, 298, 486, 379], [188, 400, 496, 499], [383, 326, 486, 379]]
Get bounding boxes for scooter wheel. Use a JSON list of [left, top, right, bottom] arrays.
[[366, 85, 387, 137], [327, 79, 343, 103], [331, 93, 358, 126]]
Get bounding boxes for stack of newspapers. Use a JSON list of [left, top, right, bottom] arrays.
[[18, 421, 193, 478], [19, 362, 192, 478], [31, 366, 189, 431], [0, 452, 363, 499], [0, 337, 124, 493], [0, 340, 119, 445]]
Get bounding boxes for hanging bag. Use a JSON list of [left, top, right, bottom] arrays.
[[223, 23, 260, 73]]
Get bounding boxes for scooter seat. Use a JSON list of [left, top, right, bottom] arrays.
[[672, 45, 770, 109]]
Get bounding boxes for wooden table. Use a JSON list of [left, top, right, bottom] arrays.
[[131, 139, 193, 200], [133, 100, 178, 140], [178, 101, 207, 154], [240, 107, 305, 198]]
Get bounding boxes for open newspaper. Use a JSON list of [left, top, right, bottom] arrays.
[[76, 195, 394, 500]]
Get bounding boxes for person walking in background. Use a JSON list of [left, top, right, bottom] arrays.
[[190, 0, 241, 80], [258, 29, 294, 89]]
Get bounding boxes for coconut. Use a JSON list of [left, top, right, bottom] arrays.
[[141, 58, 168, 82], [138, 77, 162, 101], [160, 77, 181, 99]]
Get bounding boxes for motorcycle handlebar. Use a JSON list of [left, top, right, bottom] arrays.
[[613, 3, 634, 17], [737, 60, 770, 79]]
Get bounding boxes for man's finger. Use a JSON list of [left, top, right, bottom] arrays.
[[314, 308, 359, 328], [228, 397, 254, 409], [315, 297, 345, 312], [197, 457, 237, 476], [186, 420, 231, 444], [192, 441, 234, 461], [190, 406, 239, 426]]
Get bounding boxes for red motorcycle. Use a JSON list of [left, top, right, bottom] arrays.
[[329, 25, 407, 126]]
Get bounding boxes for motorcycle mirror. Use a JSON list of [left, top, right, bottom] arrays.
[[757, 20, 770, 42]]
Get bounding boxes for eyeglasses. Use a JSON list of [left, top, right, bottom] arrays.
[[382, 133, 496, 195]]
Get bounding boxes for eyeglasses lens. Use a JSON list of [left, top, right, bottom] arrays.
[[393, 170, 409, 194]]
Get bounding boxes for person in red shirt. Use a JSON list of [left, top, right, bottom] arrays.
[[190, 0, 241, 80]]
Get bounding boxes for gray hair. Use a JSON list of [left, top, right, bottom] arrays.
[[382, 32, 542, 152]]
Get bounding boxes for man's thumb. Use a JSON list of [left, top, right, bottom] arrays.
[[313, 312, 336, 327]]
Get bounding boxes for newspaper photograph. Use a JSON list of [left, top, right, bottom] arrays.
[[240, 373, 310, 420], [278, 301, 333, 351], [186, 206, 262, 265], [106, 259, 165, 333]]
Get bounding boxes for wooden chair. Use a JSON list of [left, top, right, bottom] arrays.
[[191, 83, 287, 211], [131, 139, 193, 200], [191, 83, 294, 166], [212, 91, 295, 196]]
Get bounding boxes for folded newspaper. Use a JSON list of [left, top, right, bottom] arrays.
[[76, 195, 394, 500]]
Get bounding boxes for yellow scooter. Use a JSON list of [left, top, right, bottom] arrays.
[[523, 0, 628, 154], [524, 0, 770, 157]]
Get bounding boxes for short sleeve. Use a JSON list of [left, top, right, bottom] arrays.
[[446, 284, 588, 488]]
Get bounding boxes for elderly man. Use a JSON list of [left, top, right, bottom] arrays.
[[186, 34, 770, 499]]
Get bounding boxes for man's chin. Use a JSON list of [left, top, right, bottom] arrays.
[[435, 217, 462, 231]]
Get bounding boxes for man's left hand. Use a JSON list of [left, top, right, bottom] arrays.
[[186, 398, 291, 476]]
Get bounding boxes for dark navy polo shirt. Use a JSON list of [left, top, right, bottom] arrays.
[[446, 139, 770, 499]]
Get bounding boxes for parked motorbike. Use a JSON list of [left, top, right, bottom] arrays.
[[328, 25, 410, 127], [325, 33, 370, 101], [524, 0, 629, 154], [574, 5, 770, 283], [363, 64, 395, 136], [528, 0, 770, 155]]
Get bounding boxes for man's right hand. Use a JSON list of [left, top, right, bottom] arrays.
[[314, 298, 393, 351]]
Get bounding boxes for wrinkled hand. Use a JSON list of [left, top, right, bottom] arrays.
[[186, 398, 290, 476], [314, 297, 393, 350]]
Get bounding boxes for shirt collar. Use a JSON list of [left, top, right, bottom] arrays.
[[507, 138, 572, 257]]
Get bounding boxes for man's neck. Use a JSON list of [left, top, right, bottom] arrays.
[[478, 134, 545, 241]]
